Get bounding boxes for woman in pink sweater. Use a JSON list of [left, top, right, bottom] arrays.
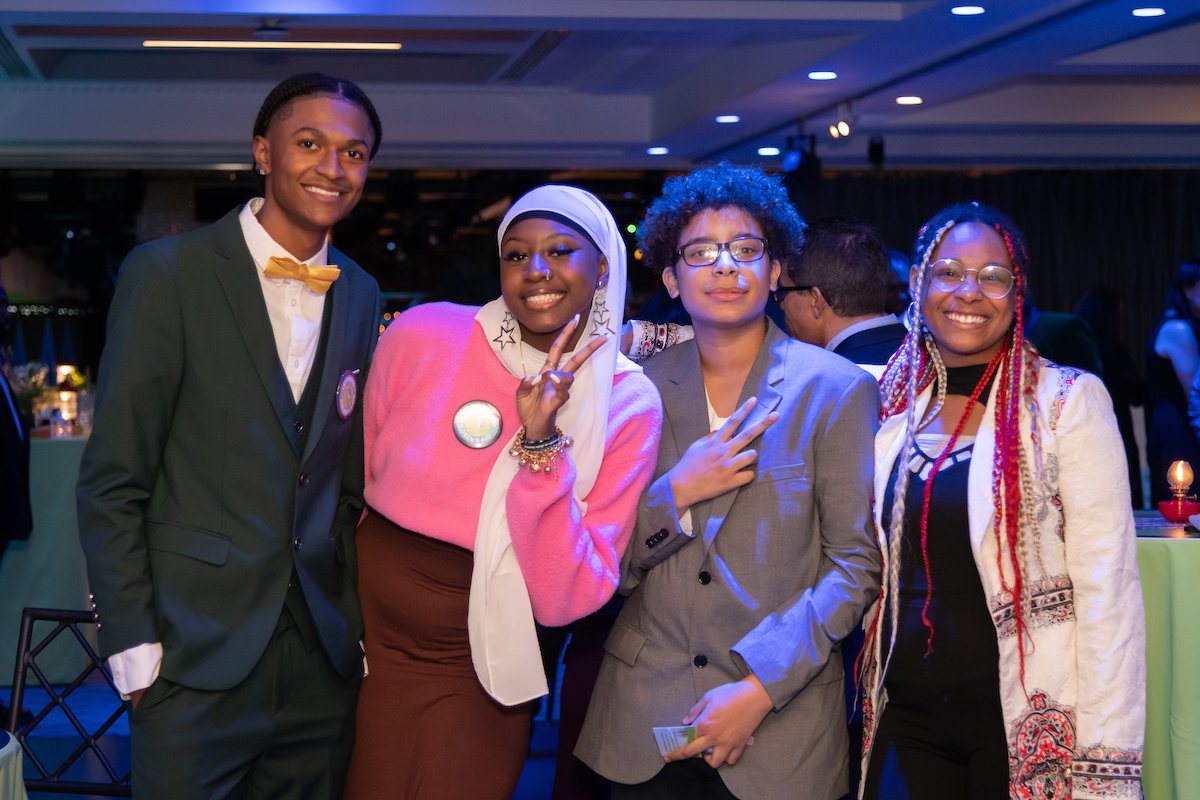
[[343, 185, 662, 799]]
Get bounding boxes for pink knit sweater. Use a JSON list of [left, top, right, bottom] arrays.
[[363, 302, 662, 626]]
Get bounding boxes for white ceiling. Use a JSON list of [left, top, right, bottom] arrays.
[[0, 0, 1197, 171]]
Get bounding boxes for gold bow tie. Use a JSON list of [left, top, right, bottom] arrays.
[[264, 256, 341, 295]]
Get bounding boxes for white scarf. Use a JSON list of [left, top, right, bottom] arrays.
[[470, 185, 639, 705]]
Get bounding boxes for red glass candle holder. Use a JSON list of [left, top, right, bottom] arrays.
[[1158, 498, 1200, 524]]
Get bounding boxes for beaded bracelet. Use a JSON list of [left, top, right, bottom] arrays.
[[628, 320, 682, 362], [510, 426, 573, 473]]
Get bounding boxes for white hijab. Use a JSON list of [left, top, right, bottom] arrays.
[[470, 185, 639, 705]]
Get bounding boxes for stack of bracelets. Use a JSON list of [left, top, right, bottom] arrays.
[[627, 320, 685, 362], [510, 426, 574, 474]]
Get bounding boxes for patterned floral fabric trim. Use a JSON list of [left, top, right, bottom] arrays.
[[1048, 365, 1083, 433], [1072, 745, 1143, 798], [991, 575, 1075, 639], [1009, 691, 1076, 800]]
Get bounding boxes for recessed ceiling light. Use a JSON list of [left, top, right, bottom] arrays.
[[646, 146, 669, 156], [951, 6, 986, 15], [808, 71, 838, 81], [715, 115, 741, 124], [757, 147, 781, 157], [896, 96, 924, 105], [1132, 7, 1166, 16]]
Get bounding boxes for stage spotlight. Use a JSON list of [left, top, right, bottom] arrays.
[[828, 102, 854, 139], [781, 137, 803, 172], [782, 134, 820, 179]]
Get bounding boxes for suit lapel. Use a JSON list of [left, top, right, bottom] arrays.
[[658, 342, 714, 534], [299, 249, 351, 463], [210, 210, 299, 454], [700, 322, 787, 553]]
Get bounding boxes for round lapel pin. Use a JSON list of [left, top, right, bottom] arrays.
[[453, 400, 503, 449], [336, 369, 360, 420]]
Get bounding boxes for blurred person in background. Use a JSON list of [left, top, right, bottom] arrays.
[[1075, 286, 1144, 508], [1145, 260, 1200, 503]]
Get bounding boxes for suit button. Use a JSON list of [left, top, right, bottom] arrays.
[[693, 654, 707, 668], [293, 538, 302, 550], [698, 571, 711, 585], [294, 420, 304, 433], [298, 473, 310, 487]]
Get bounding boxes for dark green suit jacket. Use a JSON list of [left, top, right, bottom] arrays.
[[77, 208, 380, 690]]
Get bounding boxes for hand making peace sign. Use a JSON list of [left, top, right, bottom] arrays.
[[515, 314, 610, 441]]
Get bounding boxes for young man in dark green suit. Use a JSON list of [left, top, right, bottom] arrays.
[[77, 73, 382, 798]]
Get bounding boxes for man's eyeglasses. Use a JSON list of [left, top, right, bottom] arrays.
[[772, 285, 812, 303], [677, 237, 768, 268], [926, 258, 1014, 300]]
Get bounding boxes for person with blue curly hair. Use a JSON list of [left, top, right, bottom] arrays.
[[577, 163, 881, 800]]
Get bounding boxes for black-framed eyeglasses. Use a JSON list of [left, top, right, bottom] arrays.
[[676, 236, 768, 268], [926, 258, 1014, 300], [772, 285, 812, 303]]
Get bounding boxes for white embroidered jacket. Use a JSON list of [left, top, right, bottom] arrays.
[[863, 360, 1145, 800]]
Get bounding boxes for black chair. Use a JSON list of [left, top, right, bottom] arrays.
[[7, 607, 130, 796]]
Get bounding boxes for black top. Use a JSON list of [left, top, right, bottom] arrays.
[[880, 363, 1001, 691], [881, 436, 1000, 690]]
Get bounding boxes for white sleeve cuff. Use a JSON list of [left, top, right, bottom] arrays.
[[680, 509, 694, 536], [107, 642, 163, 699]]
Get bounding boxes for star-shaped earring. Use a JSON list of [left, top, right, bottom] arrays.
[[493, 310, 517, 350], [590, 298, 615, 337]]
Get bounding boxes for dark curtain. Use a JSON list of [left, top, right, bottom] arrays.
[[786, 168, 1200, 373]]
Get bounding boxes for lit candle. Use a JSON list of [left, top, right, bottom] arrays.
[[1168, 460, 1194, 499]]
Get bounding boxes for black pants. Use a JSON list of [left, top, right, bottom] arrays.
[[129, 608, 360, 799], [611, 760, 738, 800], [862, 681, 1009, 800]]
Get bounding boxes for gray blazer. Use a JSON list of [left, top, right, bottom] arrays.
[[577, 320, 881, 800], [77, 208, 380, 689]]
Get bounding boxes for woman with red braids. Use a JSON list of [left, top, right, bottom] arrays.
[[860, 202, 1144, 800]]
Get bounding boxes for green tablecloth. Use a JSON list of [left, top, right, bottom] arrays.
[[0, 731, 29, 800], [1136, 512, 1200, 800], [0, 437, 94, 687]]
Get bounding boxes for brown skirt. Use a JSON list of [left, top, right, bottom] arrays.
[[343, 510, 533, 800]]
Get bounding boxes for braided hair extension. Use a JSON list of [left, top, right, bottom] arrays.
[[252, 72, 383, 160], [868, 202, 1043, 701], [871, 218, 954, 682]]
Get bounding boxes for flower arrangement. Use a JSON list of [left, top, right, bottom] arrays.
[[8, 361, 49, 418]]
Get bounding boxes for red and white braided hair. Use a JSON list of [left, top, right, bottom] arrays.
[[868, 201, 1044, 696]]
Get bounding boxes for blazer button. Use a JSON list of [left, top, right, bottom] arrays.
[[294, 420, 305, 433], [645, 528, 668, 549], [298, 473, 310, 487], [698, 571, 711, 585], [293, 538, 302, 550], [693, 654, 708, 668]]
